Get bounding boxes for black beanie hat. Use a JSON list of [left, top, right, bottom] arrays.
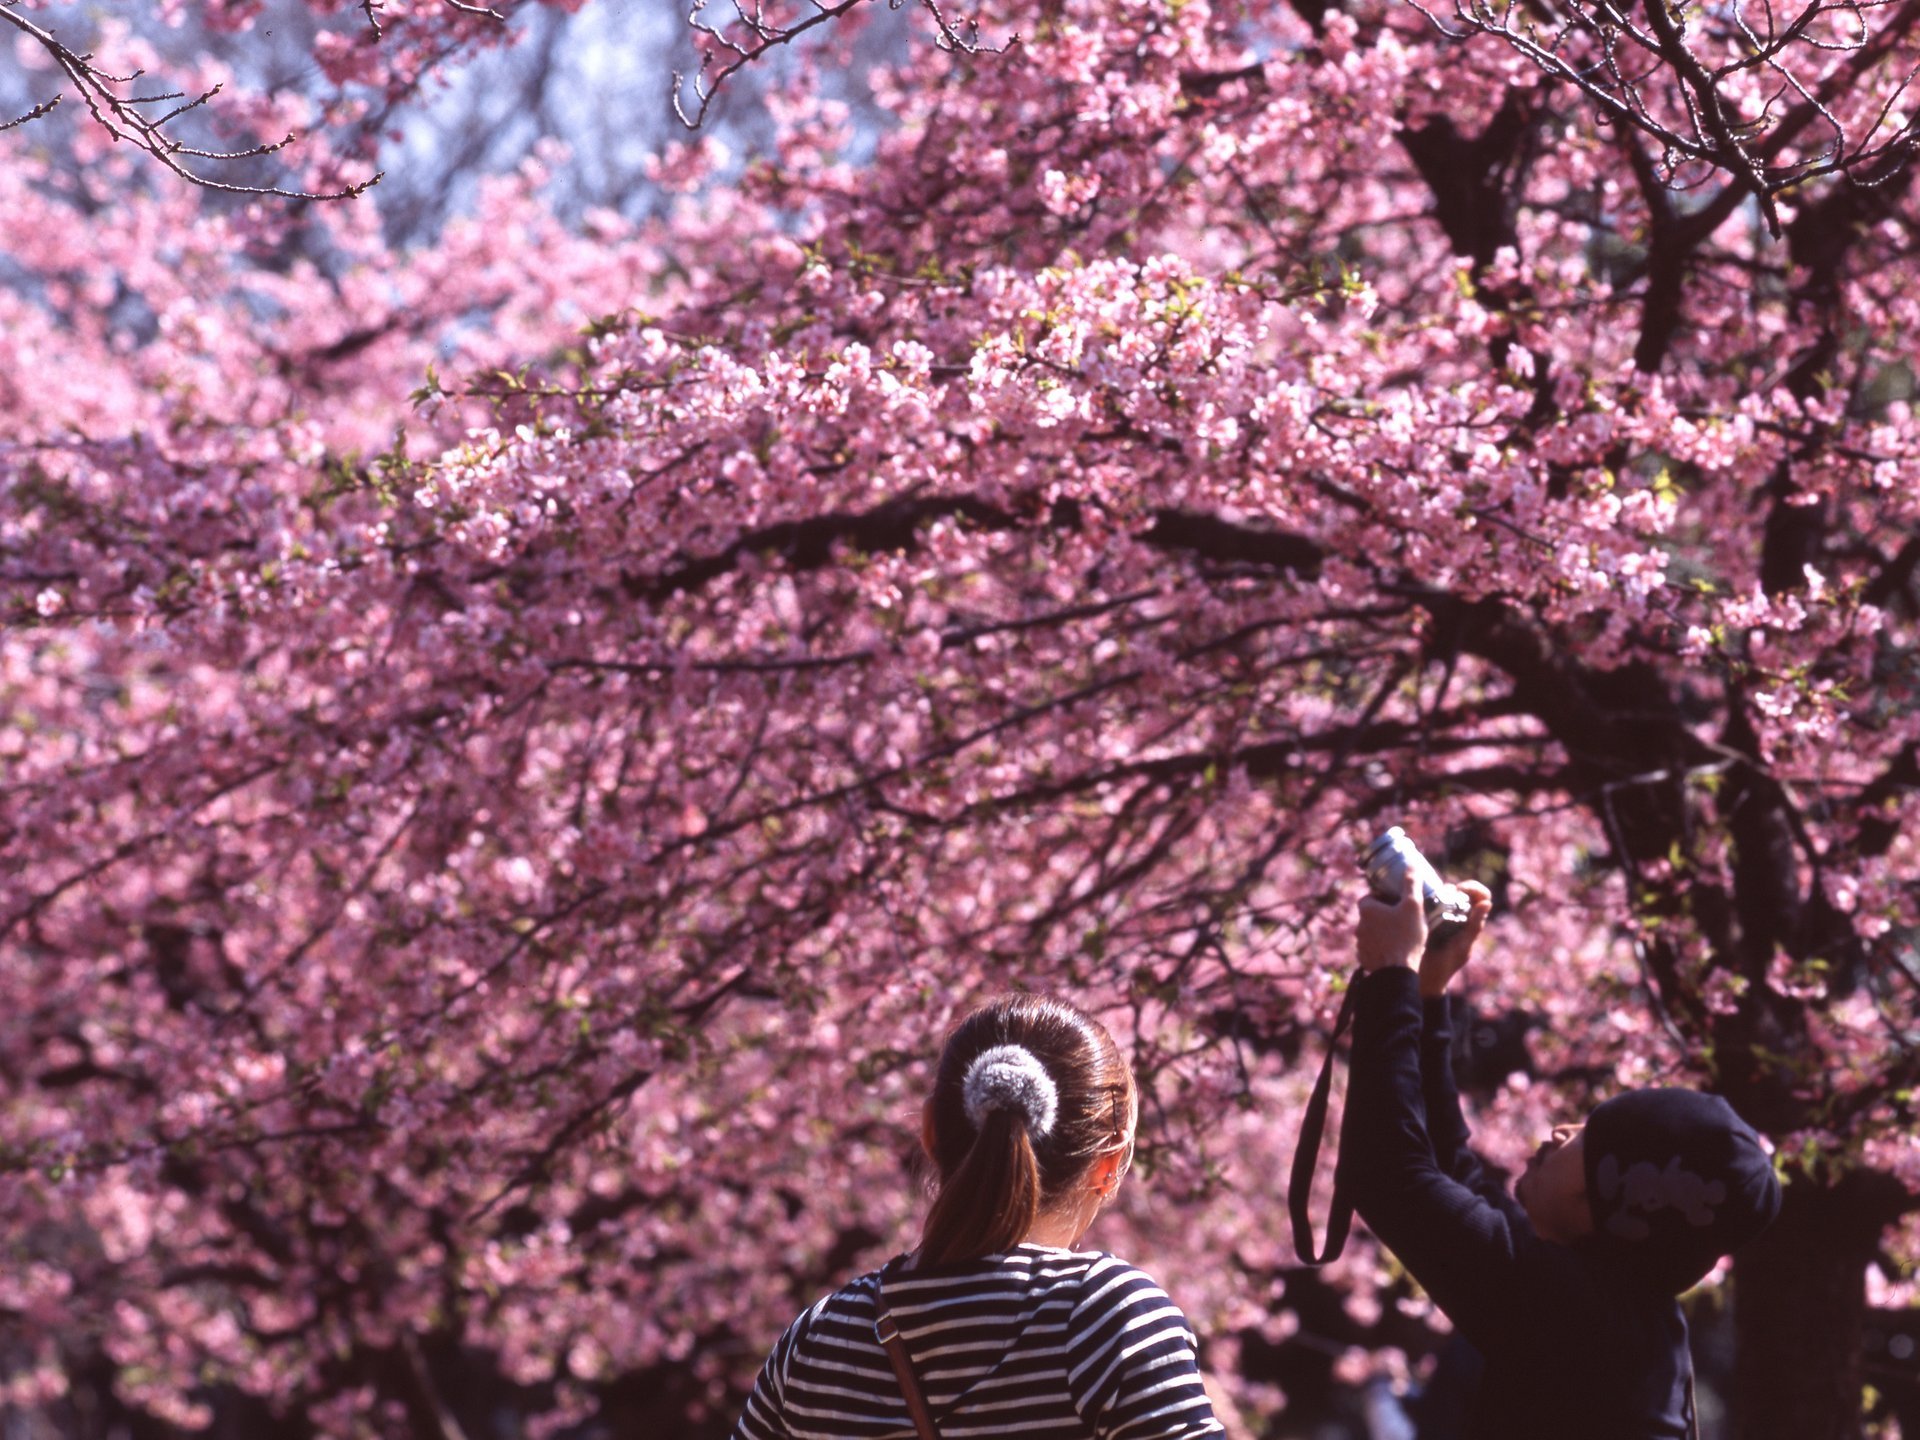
[[1581, 1088, 1783, 1295]]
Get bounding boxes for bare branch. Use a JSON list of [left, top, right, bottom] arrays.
[[361, 0, 509, 40], [1, 92, 61, 133], [1401, 0, 1920, 232], [0, 5, 380, 200], [672, 0, 1016, 130], [673, 0, 868, 130]]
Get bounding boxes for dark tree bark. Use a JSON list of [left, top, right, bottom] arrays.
[[1733, 1170, 1912, 1440]]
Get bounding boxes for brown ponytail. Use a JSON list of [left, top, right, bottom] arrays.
[[918, 995, 1135, 1268]]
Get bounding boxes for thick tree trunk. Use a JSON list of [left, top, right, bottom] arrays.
[[1731, 1171, 1909, 1440]]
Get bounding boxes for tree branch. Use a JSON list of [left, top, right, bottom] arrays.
[[0, 7, 378, 200]]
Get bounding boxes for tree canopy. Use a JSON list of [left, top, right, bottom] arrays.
[[3, 1, 1918, 1436]]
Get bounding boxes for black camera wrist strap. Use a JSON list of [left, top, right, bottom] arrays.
[[1287, 973, 1360, 1266]]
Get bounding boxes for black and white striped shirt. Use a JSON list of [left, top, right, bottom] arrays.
[[730, 1244, 1223, 1439]]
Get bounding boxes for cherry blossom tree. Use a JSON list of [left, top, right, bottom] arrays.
[[3, 1, 1919, 1438]]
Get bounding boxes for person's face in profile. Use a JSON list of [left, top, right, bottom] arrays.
[[1517, 1121, 1596, 1243]]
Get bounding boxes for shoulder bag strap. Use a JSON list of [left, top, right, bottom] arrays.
[[874, 1300, 941, 1440], [1287, 977, 1360, 1265]]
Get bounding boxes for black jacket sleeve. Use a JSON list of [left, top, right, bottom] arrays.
[[1337, 967, 1546, 1348], [1420, 994, 1473, 1178], [1420, 996, 1526, 1220]]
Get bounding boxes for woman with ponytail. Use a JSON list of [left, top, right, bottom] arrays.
[[730, 994, 1222, 1439]]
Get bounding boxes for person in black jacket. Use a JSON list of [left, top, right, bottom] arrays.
[[1339, 868, 1782, 1440]]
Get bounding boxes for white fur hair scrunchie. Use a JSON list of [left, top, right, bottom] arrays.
[[962, 1044, 1059, 1138]]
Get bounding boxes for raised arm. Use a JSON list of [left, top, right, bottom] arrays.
[[1413, 884, 1509, 1202], [1418, 991, 1476, 1181], [1337, 876, 1537, 1346]]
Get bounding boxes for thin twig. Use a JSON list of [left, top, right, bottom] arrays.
[[0, 6, 379, 200]]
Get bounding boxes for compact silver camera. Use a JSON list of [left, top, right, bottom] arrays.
[[1359, 826, 1472, 945]]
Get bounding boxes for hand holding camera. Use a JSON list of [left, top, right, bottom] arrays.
[[1417, 880, 1491, 997], [1356, 866, 1428, 973], [1354, 827, 1491, 993]]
